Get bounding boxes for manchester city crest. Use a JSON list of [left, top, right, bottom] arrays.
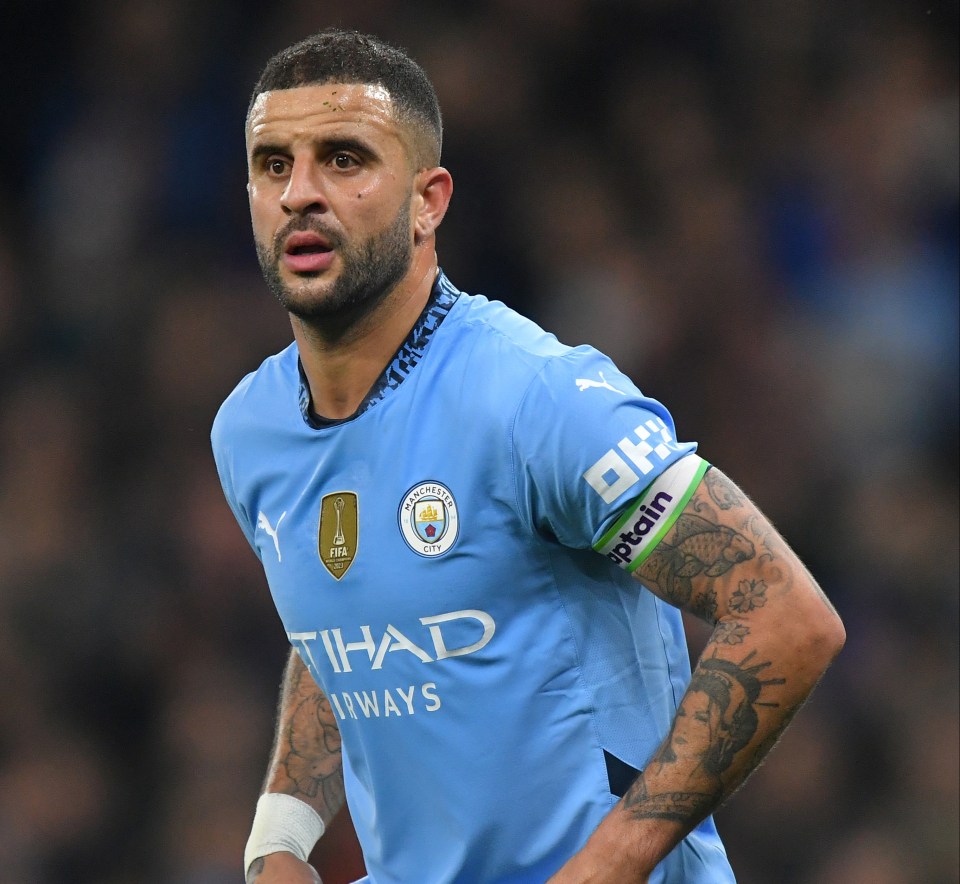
[[399, 481, 459, 557]]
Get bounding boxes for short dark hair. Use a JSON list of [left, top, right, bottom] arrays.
[[249, 29, 442, 167]]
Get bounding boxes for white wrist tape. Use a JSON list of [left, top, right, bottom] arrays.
[[244, 793, 326, 875]]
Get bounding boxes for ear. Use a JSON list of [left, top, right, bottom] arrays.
[[412, 167, 453, 244]]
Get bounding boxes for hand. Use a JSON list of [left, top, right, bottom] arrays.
[[246, 851, 323, 883]]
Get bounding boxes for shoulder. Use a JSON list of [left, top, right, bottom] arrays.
[[442, 289, 599, 399], [438, 282, 648, 422], [451, 290, 570, 362], [211, 342, 300, 450], [445, 282, 628, 378], [438, 289, 605, 424]]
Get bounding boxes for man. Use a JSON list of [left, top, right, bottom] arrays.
[[211, 28, 845, 884]]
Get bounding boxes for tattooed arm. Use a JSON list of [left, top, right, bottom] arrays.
[[246, 649, 345, 884], [549, 467, 845, 883]]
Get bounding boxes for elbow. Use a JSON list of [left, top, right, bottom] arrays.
[[823, 609, 846, 662], [804, 604, 846, 673]]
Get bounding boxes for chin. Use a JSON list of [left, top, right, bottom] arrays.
[[282, 279, 335, 312]]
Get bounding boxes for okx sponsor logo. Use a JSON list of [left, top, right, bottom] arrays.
[[582, 418, 676, 504]]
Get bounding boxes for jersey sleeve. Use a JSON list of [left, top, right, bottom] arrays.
[[210, 401, 260, 557], [511, 346, 707, 568]]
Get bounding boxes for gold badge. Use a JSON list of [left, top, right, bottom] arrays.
[[318, 492, 358, 579]]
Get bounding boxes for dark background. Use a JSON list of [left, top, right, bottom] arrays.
[[0, 1, 957, 882]]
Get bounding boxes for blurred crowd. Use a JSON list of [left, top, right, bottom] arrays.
[[0, 1, 957, 882]]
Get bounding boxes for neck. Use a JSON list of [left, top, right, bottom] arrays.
[[293, 250, 439, 420]]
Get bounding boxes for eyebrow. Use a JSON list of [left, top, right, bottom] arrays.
[[249, 142, 286, 165], [249, 137, 379, 164]]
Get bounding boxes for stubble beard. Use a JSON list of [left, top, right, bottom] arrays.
[[256, 196, 414, 328]]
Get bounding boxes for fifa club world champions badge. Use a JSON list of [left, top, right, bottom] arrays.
[[319, 491, 358, 579]]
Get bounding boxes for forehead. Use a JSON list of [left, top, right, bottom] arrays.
[[246, 83, 403, 149]]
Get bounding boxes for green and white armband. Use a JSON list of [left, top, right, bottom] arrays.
[[594, 455, 709, 571], [243, 793, 326, 875]]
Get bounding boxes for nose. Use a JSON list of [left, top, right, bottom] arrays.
[[280, 159, 328, 216]]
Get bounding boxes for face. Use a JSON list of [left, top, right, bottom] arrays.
[[246, 84, 418, 321]]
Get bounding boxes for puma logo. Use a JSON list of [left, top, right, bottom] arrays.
[[257, 510, 287, 562], [575, 371, 625, 396]]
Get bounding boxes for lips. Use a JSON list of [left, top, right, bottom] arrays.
[[282, 231, 335, 274]]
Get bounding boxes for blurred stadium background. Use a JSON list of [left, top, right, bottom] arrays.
[[0, 1, 957, 882]]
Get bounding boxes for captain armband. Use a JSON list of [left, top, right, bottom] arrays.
[[243, 792, 326, 876], [594, 455, 709, 572]]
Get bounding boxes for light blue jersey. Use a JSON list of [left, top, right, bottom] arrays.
[[212, 272, 735, 883]]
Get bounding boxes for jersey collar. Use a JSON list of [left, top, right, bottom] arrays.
[[298, 270, 461, 428]]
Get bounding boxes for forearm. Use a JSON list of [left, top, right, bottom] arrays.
[[614, 601, 834, 869], [261, 648, 346, 826], [553, 468, 845, 880], [245, 651, 346, 882], [621, 525, 841, 854]]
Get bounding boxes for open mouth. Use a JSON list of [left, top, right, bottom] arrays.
[[282, 232, 335, 273], [288, 243, 331, 255], [284, 231, 333, 255]]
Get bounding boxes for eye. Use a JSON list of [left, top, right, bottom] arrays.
[[332, 153, 358, 170], [267, 158, 289, 176]]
